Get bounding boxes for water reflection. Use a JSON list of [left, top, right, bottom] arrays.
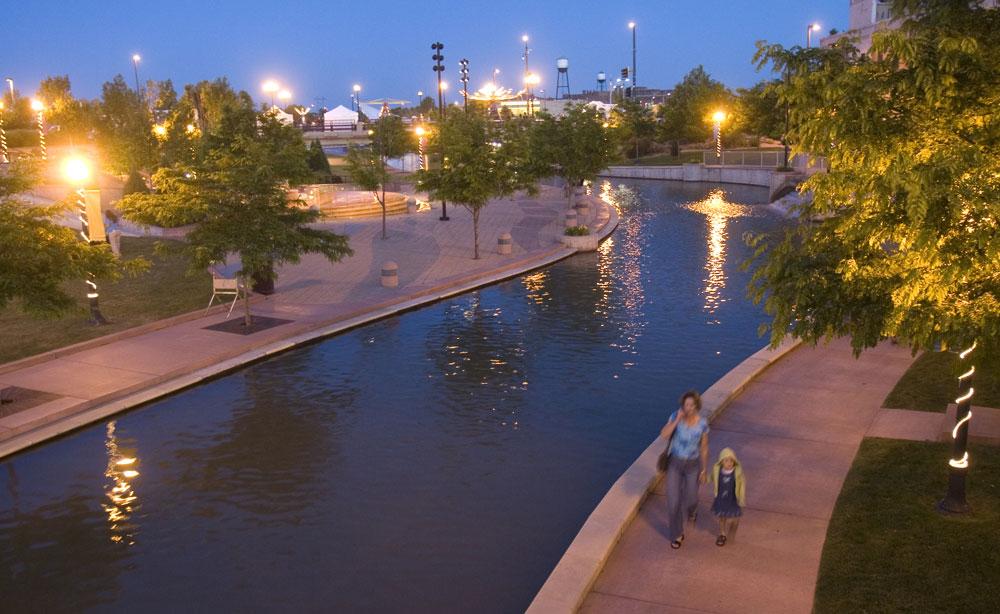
[[684, 189, 754, 321], [102, 421, 140, 546]]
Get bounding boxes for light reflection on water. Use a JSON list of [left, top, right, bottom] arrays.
[[0, 178, 781, 613]]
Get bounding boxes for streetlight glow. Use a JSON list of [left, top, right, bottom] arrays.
[[521, 34, 529, 43], [414, 126, 426, 137], [439, 81, 449, 91], [152, 124, 167, 138], [30, 98, 44, 112], [278, 89, 292, 102], [712, 110, 727, 123], [262, 80, 280, 93], [132, 53, 141, 63], [628, 21, 636, 29], [811, 23, 822, 31], [62, 156, 91, 184]]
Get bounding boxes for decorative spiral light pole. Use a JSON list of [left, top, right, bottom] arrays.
[[63, 156, 108, 325], [939, 341, 977, 514], [712, 110, 726, 164], [30, 99, 46, 160], [0, 100, 8, 164]]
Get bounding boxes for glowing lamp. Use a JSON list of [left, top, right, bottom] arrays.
[[62, 156, 91, 185]]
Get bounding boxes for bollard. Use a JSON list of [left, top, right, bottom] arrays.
[[498, 232, 512, 255], [381, 261, 398, 288], [108, 229, 123, 257], [406, 197, 417, 214], [564, 210, 578, 228]]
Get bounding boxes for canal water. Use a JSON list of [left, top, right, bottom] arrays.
[[1, 179, 781, 613]]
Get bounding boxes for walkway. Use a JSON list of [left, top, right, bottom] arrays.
[[580, 337, 915, 614], [0, 187, 615, 457]]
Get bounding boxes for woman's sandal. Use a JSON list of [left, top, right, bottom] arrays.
[[670, 535, 684, 549], [716, 535, 727, 547]]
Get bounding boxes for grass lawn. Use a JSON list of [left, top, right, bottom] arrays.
[[883, 350, 1000, 412], [0, 237, 211, 365], [625, 151, 705, 166], [814, 438, 1000, 614]]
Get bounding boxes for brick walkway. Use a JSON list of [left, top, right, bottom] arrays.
[[580, 338, 916, 614], [0, 187, 613, 457]]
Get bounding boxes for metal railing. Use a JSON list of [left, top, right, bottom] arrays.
[[702, 150, 828, 172]]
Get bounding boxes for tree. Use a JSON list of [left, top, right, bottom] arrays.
[[95, 75, 155, 173], [0, 159, 124, 315], [418, 109, 533, 259], [657, 66, 733, 143], [119, 106, 351, 326], [749, 0, 1000, 509], [733, 80, 784, 140], [307, 139, 334, 182], [534, 105, 617, 208], [345, 114, 410, 239], [36, 75, 95, 141], [608, 99, 656, 159]]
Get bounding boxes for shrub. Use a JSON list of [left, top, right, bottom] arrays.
[[564, 225, 590, 236]]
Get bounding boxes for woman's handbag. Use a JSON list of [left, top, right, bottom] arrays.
[[656, 412, 677, 472]]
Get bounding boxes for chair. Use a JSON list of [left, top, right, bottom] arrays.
[[206, 267, 243, 318]]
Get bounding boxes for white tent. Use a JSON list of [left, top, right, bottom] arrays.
[[323, 105, 358, 123], [269, 105, 294, 125]]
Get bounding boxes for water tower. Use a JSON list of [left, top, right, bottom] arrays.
[[555, 57, 571, 99], [596, 71, 607, 92]]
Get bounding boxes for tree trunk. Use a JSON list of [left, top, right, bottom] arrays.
[[242, 275, 252, 329], [568, 182, 576, 209], [380, 187, 387, 239], [472, 208, 480, 260]]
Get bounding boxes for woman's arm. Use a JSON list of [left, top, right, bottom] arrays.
[[660, 411, 681, 439]]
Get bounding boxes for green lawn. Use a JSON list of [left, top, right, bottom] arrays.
[[883, 350, 1000, 412], [814, 438, 1000, 614], [625, 151, 704, 166], [0, 237, 212, 365]]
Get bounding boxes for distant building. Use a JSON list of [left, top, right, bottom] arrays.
[[565, 86, 672, 106], [822, 0, 998, 53]]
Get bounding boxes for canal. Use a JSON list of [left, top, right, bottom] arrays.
[[1, 179, 782, 612]]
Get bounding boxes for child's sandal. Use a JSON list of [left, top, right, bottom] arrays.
[[670, 534, 684, 549], [715, 535, 727, 546]]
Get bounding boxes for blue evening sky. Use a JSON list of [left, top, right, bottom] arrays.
[[4, 0, 846, 107]]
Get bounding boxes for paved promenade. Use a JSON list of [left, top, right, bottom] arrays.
[[0, 186, 614, 457], [580, 338, 915, 614]]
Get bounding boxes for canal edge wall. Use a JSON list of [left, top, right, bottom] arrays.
[[527, 336, 802, 614], [600, 164, 805, 203], [0, 196, 618, 460]]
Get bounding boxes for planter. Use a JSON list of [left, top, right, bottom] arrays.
[[560, 233, 598, 252]]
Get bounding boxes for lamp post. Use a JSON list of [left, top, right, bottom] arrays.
[[30, 99, 45, 160], [493, 68, 500, 87], [807, 23, 821, 48], [939, 341, 977, 514], [431, 41, 449, 221], [262, 80, 280, 108], [459, 59, 470, 112], [711, 110, 726, 164], [131, 54, 142, 99], [524, 73, 540, 116], [415, 125, 428, 171], [4, 77, 13, 103], [628, 21, 637, 98], [0, 101, 8, 164], [278, 89, 292, 109], [63, 155, 108, 325], [352, 84, 361, 112]]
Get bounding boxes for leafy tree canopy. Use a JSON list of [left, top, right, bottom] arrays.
[[657, 66, 733, 143], [749, 0, 1000, 360], [534, 104, 617, 204], [733, 80, 784, 140]]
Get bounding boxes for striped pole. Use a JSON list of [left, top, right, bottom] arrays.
[[939, 341, 976, 514], [36, 111, 46, 160], [76, 187, 108, 324], [0, 112, 7, 164]]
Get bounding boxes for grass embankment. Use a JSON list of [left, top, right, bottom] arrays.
[[624, 151, 704, 166], [814, 438, 1000, 613], [0, 237, 211, 365], [883, 350, 1000, 412]]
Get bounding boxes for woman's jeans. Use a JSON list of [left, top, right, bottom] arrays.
[[666, 456, 700, 541]]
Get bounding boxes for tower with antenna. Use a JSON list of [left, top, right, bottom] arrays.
[[596, 71, 607, 92], [555, 57, 570, 99]]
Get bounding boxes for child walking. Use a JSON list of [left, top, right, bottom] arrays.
[[711, 448, 745, 546]]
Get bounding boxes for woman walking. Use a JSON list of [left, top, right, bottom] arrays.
[[660, 390, 710, 549]]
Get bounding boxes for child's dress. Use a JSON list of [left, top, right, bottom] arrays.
[[711, 468, 742, 517]]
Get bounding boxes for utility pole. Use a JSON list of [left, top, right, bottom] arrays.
[[431, 42, 449, 221]]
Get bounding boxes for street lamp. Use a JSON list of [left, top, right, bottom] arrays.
[[431, 40, 449, 221], [131, 54, 142, 98], [262, 79, 280, 107], [711, 110, 727, 163], [278, 89, 292, 107], [807, 23, 822, 48], [940, 341, 977, 514], [62, 155, 108, 325], [524, 73, 540, 116], [628, 21, 637, 98], [352, 83, 361, 112], [439, 80, 449, 108], [493, 68, 500, 87], [415, 125, 428, 171], [30, 99, 46, 160], [0, 101, 8, 164]]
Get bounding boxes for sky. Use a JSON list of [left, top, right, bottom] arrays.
[[3, 0, 847, 108]]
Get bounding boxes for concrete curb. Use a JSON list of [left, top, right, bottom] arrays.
[[526, 337, 802, 614], [0, 194, 616, 459]]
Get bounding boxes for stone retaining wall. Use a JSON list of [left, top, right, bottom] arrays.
[[601, 164, 806, 203]]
